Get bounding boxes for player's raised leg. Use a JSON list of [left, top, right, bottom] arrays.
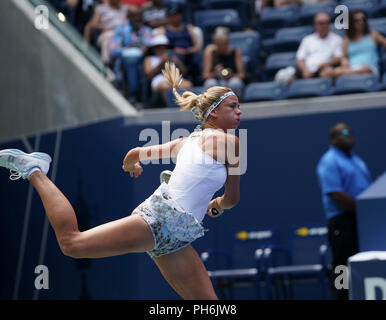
[[30, 171, 155, 258], [0, 149, 155, 259]]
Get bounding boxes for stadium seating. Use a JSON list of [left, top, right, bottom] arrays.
[[298, 1, 337, 26], [229, 30, 260, 80], [334, 73, 381, 95], [258, 5, 299, 39], [341, 0, 379, 17], [380, 46, 386, 74], [286, 78, 333, 99], [243, 82, 286, 102], [369, 17, 386, 36], [263, 25, 314, 54], [330, 23, 346, 37], [375, 0, 386, 18], [163, 0, 187, 6], [262, 52, 297, 81], [263, 225, 331, 299], [201, 227, 277, 299], [382, 73, 386, 90], [202, 0, 251, 27], [194, 9, 242, 46], [56, 0, 386, 106]]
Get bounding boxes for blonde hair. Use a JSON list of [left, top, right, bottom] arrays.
[[162, 62, 232, 124], [213, 26, 230, 41]]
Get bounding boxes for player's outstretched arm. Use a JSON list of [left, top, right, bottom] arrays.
[[122, 138, 185, 175]]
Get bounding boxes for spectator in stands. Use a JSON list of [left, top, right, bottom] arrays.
[[256, 0, 333, 12], [272, 0, 300, 7], [295, 12, 343, 80], [121, 0, 149, 7], [269, 0, 332, 7], [110, 7, 153, 102], [143, 35, 193, 106], [316, 122, 372, 300], [83, 0, 132, 64], [332, 10, 386, 80], [300, 0, 333, 3], [202, 27, 245, 98], [56, 0, 96, 33], [154, 3, 202, 76], [142, 0, 167, 29]]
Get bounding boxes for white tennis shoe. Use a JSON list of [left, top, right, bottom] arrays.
[[0, 149, 52, 180]]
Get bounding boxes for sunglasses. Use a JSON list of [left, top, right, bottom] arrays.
[[315, 20, 330, 25], [354, 16, 366, 22]]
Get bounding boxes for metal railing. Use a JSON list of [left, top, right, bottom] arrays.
[[27, 0, 109, 77]]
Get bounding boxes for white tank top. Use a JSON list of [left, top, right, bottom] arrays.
[[167, 129, 228, 222]]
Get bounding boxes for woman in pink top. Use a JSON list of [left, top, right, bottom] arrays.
[[84, 0, 133, 63]]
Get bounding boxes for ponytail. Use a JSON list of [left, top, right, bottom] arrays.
[[161, 62, 232, 123]]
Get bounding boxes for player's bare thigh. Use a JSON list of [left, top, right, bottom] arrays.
[[63, 214, 155, 259], [153, 245, 218, 300]]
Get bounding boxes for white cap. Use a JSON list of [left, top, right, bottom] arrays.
[[149, 34, 170, 48]]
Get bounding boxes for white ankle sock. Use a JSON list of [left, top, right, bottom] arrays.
[[27, 167, 41, 180]]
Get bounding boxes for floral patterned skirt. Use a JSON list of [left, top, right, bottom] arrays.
[[132, 182, 206, 258]]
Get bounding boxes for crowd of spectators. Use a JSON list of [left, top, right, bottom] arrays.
[[48, 0, 386, 108], [293, 10, 386, 83], [256, 0, 333, 13]]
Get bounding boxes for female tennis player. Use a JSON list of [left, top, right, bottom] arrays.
[[0, 63, 241, 300]]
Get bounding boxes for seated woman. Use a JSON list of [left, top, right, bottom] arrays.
[[143, 35, 192, 106], [83, 0, 131, 64], [202, 27, 245, 98], [154, 3, 202, 76], [333, 10, 386, 79]]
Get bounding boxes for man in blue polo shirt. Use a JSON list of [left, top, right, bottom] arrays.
[[316, 122, 372, 300]]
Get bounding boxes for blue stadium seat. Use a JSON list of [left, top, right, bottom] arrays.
[[163, 0, 187, 4], [286, 78, 333, 99], [369, 17, 386, 36], [334, 74, 381, 95], [381, 73, 386, 90], [263, 225, 331, 300], [380, 46, 386, 74], [263, 52, 297, 81], [165, 87, 204, 108], [229, 31, 260, 80], [163, 0, 187, 5], [258, 5, 299, 39], [194, 9, 242, 46], [243, 82, 286, 102], [194, 9, 242, 30], [263, 25, 313, 54], [203, 0, 251, 27], [201, 227, 277, 299], [341, 0, 379, 17], [374, 0, 386, 18], [330, 23, 346, 37], [298, 2, 336, 26]]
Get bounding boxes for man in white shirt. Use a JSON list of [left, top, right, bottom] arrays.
[[296, 12, 343, 79]]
